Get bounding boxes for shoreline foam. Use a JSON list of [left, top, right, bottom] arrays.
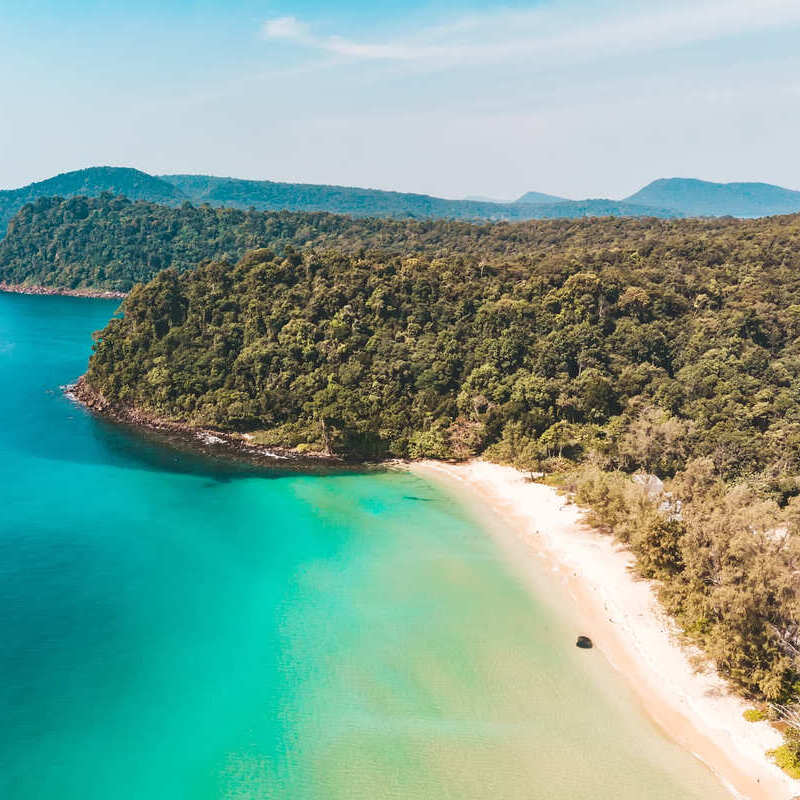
[[410, 459, 797, 800]]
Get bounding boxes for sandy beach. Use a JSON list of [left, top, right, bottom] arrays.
[[411, 459, 797, 800]]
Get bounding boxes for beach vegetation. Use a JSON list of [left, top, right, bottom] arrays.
[[769, 740, 800, 779]]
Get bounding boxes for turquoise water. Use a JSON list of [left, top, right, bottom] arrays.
[[0, 292, 730, 799]]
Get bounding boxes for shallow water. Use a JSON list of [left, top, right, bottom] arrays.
[[0, 292, 730, 799]]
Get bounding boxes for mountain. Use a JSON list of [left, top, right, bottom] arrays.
[[0, 167, 679, 240], [514, 190, 568, 204], [161, 173, 520, 218], [5, 168, 800, 235], [625, 178, 800, 218], [161, 174, 674, 221], [0, 167, 183, 234]]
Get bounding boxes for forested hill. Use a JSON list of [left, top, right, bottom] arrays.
[[0, 167, 182, 235], [87, 212, 800, 474], [0, 194, 605, 291], [5, 168, 800, 238], [163, 174, 613, 218], [2, 194, 794, 293], [161, 173, 594, 219], [0, 167, 679, 239], [514, 190, 567, 204]]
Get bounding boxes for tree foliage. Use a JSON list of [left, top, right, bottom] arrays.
[[570, 464, 800, 700], [0, 193, 757, 292], [85, 211, 800, 480]]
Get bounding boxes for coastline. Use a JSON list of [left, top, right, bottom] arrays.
[[67, 376, 348, 471], [0, 281, 127, 300], [410, 459, 797, 800]]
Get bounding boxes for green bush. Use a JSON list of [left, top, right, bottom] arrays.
[[769, 744, 800, 779]]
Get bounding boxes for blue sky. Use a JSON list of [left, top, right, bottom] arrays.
[[2, 0, 800, 198]]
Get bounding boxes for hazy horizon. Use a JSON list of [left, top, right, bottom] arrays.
[[3, 1, 800, 198]]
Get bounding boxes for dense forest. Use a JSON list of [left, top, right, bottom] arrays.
[[0, 193, 787, 293], [84, 212, 800, 769], [84, 213, 800, 475], [0, 194, 680, 291]]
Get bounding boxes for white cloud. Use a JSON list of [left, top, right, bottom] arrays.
[[261, 14, 424, 60], [261, 16, 311, 43], [261, 0, 800, 68]]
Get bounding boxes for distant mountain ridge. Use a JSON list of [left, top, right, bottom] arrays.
[[3, 167, 799, 239], [158, 174, 675, 222], [0, 167, 677, 237], [625, 178, 800, 218]]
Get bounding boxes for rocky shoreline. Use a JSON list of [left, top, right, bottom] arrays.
[[0, 281, 127, 300], [67, 376, 351, 472]]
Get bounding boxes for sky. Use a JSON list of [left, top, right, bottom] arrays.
[[1, 0, 800, 200]]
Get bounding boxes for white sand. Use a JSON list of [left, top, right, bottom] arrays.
[[411, 459, 797, 800]]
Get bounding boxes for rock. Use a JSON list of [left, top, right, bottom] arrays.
[[632, 473, 664, 498], [576, 635, 593, 649]]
